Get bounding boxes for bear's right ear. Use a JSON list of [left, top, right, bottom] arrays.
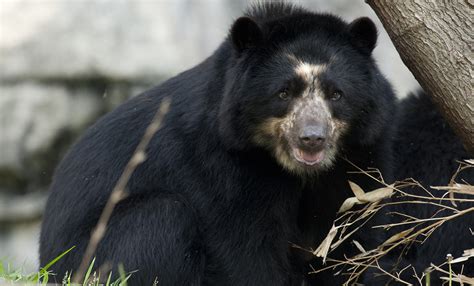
[[348, 17, 378, 56], [230, 17, 263, 53]]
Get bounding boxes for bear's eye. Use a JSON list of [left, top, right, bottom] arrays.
[[330, 90, 343, 101], [278, 90, 290, 101]]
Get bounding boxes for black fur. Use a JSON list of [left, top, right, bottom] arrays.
[[347, 17, 378, 56], [40, 3, 396, 285], [230, 17, 263, 52], [363, 92, 473, 285]]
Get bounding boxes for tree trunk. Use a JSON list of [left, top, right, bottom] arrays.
[[366, 0, 474, 154]]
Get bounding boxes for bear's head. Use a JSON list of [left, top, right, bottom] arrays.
[[218, 6, 393, 175]]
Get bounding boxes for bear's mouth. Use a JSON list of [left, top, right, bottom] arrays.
[[292, 148, 325, 166]]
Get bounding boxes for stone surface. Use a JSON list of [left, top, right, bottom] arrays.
[[0, 83, 101, 169], [0, 0, 244, 80], [0, 220, 41, 273], [0, 0, 418, 94]]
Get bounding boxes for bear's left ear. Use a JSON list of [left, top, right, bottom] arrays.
[[230, 17, 263, 53], [348, 17, 378, 56]]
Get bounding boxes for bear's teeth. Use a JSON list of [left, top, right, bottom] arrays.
[[294, 149, 325, 165]]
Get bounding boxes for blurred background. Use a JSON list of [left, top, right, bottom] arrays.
[[0, 0, 418, 272]]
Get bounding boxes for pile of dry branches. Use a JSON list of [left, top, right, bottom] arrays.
[[309, 160, 474, 285]]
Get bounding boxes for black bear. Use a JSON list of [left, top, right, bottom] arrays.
[[40, 3, 396, 285], [367, 92, 474, 285]]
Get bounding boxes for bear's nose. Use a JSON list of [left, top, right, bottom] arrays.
[[299, 126, 326, 149]]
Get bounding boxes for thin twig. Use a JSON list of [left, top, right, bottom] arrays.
[[72, 98, 171, 283], [309, 159, 473, 285]]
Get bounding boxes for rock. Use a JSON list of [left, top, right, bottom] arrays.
[[0, 0, 418, 95], [0, 83, 101, 192], [0, 0, 243, 81], [0, 83, 100, 168], [0, 192, 46, 223], [0, 220, 41, 273]]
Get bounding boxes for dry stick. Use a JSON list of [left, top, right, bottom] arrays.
[[343, 212, 461, 284], [372, 261, 412, 286], [310, 161, 473, 284], [344, 158, 474, 203], [372, 207, 474, 229], [311, 208, 471, 284], [72, 98, 171, 283], [342, 208, 462, 282], [382, 200, 459, 213]]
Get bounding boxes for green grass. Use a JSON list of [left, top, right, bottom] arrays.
[[0, 247, 132, 285]]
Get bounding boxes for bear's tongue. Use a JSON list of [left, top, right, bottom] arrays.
[[295, 148, 324, 165]]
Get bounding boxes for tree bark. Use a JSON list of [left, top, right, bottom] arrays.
[[366, 0, 474, 154]]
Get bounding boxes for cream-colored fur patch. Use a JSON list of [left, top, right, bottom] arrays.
[[250, 58, 350, 175], [294, 62, 326, 84]]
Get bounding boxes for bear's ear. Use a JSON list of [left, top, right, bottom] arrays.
[[230, 17, 263, 53], [348, 17, 377, 56]]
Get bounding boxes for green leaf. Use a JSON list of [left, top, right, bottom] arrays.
[[82, 257, 96, 286]]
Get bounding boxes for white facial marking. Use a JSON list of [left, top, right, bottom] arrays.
[[294, 62, 327, 98], [295, 62, 326, 81], [254, 56, 346, 174]]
